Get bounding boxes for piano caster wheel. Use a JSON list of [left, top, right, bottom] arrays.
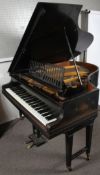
[[67, 166, 72, 171], [86, 154, 90, 161]]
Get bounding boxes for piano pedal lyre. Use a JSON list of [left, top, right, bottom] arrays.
[[25, 125, 47, 149]]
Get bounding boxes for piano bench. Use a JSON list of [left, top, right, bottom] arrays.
[[65, 117, 95, 171]]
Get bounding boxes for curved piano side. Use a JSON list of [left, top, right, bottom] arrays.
[[77, 61, 99, 88]]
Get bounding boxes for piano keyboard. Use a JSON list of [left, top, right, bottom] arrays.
[[6, 86, 58, 126]]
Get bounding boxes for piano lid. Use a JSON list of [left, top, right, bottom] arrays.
[[9, 2, 93, 73]]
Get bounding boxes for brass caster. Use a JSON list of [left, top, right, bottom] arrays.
[[86, 154, 90, 161], [67, 166, 72, 171]]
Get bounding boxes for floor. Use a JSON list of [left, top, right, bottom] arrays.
[[0, 110, 100, 175]]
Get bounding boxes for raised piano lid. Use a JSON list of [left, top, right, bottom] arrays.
[[9, 2, 93, 74]]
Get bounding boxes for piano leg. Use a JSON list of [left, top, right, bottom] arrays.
[[65, 120, 94, 171], [65, 133, 73, 171], [86, 122, 94, 160]]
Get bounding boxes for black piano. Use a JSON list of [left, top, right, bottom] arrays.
[[2, 2, 99, 171]]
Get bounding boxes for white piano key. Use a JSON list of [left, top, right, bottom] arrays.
[[6, 88, 57, 126]]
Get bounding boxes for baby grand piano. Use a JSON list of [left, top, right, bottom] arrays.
[[2, 2, 99, 171]]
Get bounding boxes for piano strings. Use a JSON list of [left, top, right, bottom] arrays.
[[15, 62, 90, 101]]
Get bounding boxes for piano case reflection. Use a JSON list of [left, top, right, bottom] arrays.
[[2, 2, 99, 170]]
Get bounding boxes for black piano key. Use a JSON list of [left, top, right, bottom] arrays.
[[30, 98, 42, 103], [23, 97, 33, 101], [42, 111, 53, 117], [11, 88, 40, 104], [31, 103, 47, 111], [15, 91, 27, 96], [42, 112, 51, 116], [46, 114, 57, 121], [39, 107, 53, 115], [19, 95, 31, 100], [31, 97, 40, 101], [30, 100, 48, 109], [13, 90, 26, 95], [41, 107, 52, 113], [29, 99, 41, 105], [36, 106, 49, 112], [10, 86, 59, 122], [21, 94, 32, 98], [35, 103, 50, 110], [11, 87, 26, 93], [13, 87, 25, 91], [24, 97, 35, 102], [31, 101, 44, 108], [11, 86, 20, 90], [19, 93, 29, 97]]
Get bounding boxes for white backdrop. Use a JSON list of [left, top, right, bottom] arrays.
[[0, 0, 100, 58], [87, 11, 100, 104]]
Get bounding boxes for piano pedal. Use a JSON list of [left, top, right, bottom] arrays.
[[25, 134, 47, 148], [35, 135, 47, 147], [25, 135, 33, 145], [26, 141, 34, 149], [28, 134, 33, 140]]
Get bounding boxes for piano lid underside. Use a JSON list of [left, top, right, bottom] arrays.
[[8, 2, 93, 75]]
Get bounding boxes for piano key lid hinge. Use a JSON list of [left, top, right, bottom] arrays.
[[64, 27, 83, 86]]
